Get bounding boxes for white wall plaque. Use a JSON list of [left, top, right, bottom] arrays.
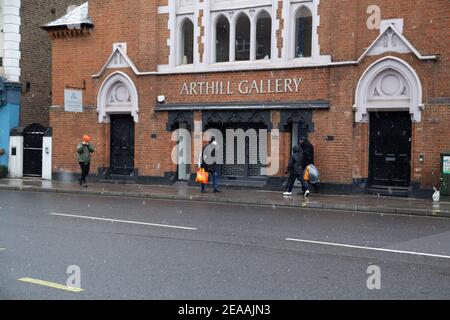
[[64, 89, 83, 113]]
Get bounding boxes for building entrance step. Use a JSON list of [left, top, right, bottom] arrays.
[[368, 185, 409, 197]]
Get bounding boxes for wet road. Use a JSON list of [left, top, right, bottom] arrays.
[[0, 190, 449, 299]]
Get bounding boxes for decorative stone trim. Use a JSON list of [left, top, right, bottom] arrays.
[[97, 72, 139, 123], [48, 27, 93, 39], [166, 111, 194, 131], [202, 110, 272, 130], [354, 56, 423, 123], [279, 110, 313, 132]]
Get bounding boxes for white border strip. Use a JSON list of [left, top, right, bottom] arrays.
[[286, 238, 450, 259]]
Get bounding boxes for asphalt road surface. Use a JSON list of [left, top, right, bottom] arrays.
[[0, 190, 449, 299]]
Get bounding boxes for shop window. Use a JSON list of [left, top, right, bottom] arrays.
[[215, 15, 230, 63], [180, 19, 194, 65], [294, 7, 312, 58], [256, 11, 272, 60], [235, 13, 251, 61]]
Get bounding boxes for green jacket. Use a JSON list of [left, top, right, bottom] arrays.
[[77, 143, 95, 163]]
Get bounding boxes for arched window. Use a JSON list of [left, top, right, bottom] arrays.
[[294, 7, 312, 58], [235, 13, 250, 61], [215, 15, 230, 62], [180, 19, 194, 65], [256, 11, 271, 60]]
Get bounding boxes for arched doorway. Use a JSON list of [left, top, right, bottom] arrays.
[[354, 57, 423, 194], [97, 72, 139, 176]]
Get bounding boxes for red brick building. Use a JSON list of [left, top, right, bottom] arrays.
[[20, 0, 86, 128], [44, 0, 450, 197]]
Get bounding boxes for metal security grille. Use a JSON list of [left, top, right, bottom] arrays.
[[23, 123, 46, 177], [220, 124, 267, 178]]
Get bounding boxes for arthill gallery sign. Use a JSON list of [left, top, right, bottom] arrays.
[[180, 78, 303, 96]]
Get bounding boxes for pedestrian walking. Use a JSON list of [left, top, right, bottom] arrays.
[[300, 136, 314, 168], [283, 145, 310, 197], [77, 135, 95, 187], [300, 136, 315, 193], [198, 137, 221, 193]]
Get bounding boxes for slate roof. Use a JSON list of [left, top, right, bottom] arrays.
[[43, 2, 93, 29]]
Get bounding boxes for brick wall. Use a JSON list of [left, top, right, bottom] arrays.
[[47, 0, 450, 190], [20, 0, 85, 128]]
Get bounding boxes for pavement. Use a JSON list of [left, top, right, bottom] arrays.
[[0, 178, 449, 218]]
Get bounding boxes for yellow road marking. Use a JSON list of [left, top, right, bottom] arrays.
[[18, 277, 84, 293]]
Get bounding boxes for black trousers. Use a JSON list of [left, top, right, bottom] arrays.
[[286, 172, 309, 193], [79, 162, 90, 184]]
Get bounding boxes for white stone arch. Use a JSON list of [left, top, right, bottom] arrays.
[[354, 56, 423, 123], [97, 71, 139, 123]]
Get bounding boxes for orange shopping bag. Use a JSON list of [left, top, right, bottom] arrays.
[[195, 168, 209, 184], [303, 165, 310, 182]]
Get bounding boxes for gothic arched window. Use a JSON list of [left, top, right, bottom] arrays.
[[235, 13, 251, 61], [294, 7, 312, 58], [180, 19, 194, 65], [256, 11, 272, 60], [215, 15, 230, 62]]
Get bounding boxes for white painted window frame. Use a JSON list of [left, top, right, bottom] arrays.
[[177, 15, 195, 66], [160, 0, 331, 73], [211, 13, 231, 64], [288, 1, 315, 63], [210, 6, 273, 64], [254, 10, 273, 61]]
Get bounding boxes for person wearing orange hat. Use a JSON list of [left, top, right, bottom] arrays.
[[77, 135, 95, 187]]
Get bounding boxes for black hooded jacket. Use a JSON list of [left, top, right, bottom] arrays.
[[287, 145, 304, 176], [201, 142, 218, 173], [301, 140, 314, 168]]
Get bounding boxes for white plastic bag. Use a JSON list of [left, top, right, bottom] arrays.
[[307, 164, 320, 184], [432, 187, 440, 202]]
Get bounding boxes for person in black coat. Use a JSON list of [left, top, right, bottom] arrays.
[[199, 137, 221, 193], [300, 136, 314, 168], [283, 145, 310, 197]]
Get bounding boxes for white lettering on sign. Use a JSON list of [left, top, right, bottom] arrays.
[[180, 78, 302, 96], [64, 89, 83, 113]]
